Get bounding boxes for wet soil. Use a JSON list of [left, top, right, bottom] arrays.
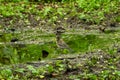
[[0, 9, 120, 79]]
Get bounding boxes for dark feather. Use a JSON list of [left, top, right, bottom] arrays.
[[42, 50, 49, 58], [11, 38, 19, 42]]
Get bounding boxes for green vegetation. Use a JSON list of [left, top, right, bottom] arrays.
[[0, 0, 119, 23], [0, 0, 120, 79]]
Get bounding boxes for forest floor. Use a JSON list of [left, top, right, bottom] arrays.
[[0, 2, 120, 80]]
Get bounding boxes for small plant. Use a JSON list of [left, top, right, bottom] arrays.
[[0, 69, 13, 79], [27, 65, 39, 75]]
